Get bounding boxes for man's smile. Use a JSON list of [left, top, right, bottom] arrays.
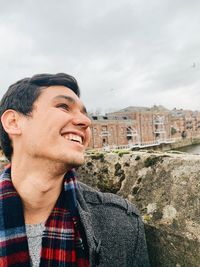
[[62, 132, 84, 145]]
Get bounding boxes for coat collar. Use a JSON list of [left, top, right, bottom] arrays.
[[76, 183, 101, 267]]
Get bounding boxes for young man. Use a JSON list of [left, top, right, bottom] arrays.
[[0, 73, 149, 267]]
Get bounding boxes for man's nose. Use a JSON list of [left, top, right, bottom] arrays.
[[72, 112, 91, 128]]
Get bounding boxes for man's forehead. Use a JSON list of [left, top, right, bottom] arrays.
[[39, 85, 87, 113], [43, 85, 77, 95], [39, 85, 79, 101]]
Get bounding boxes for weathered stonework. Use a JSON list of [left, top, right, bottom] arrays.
[[0, 151, 199, 266], [78, 151, 200, 267]]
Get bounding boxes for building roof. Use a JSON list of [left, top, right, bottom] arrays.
[[108, 105, 169, 114]]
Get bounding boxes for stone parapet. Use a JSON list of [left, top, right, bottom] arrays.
[[0, 152, 199, 266], [78, 151, 200, 267]]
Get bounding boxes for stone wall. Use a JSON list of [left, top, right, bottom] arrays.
[[0, 152, 199, 266], [77, 151, 200, 267]]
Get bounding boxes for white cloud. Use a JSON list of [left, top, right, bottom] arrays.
[[0, 0, 200, 112]]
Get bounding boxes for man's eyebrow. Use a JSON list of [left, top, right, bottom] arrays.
[[53, 95, 88, 114]]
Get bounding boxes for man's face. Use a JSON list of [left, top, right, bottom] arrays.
[[18, 86, 91, 168]]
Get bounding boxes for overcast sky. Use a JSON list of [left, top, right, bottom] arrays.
[[0, 0, 200, 113]]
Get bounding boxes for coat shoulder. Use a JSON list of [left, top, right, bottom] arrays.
[[77, 181, 140, 216]]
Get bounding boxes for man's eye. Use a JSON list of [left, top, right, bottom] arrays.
[[56, 104, 69, 110]]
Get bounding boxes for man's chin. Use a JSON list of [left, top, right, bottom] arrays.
[[64, 157, 85, 170]]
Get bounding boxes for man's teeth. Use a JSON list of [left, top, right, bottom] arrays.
[[64, 133, 83, 144]]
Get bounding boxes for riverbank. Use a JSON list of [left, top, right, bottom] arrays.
[[135, 136, 200, 152], [176, 143, 200, 154], [170, 136, 200, 150]]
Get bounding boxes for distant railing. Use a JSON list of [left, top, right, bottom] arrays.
[[87, 135, 200, 152], [101, 139, 176, 151]]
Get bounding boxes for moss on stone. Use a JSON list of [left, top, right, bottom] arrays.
[[132, 185, 141, 194], [143, 214, 152, 222], [86, 161, 93, 167], [118, 151, 130, 157], [101, 166, 109, 174], [124, 162, 130, 167], [135, 155, 141, 161], [115, 162, 121, 171], [144, 156, 164, 167], [91, 153, 104, 161], [114, 163, 124, 177], [97, 174, 124, 194]]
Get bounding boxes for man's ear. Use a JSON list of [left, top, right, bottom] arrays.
[[1, 110, 22, 136]]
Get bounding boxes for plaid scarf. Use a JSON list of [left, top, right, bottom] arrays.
[[0, 167, 90, 267]]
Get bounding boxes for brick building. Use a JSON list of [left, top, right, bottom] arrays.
[[88, 106, 171, 149], [89, 115, 138, 149], [170, 109, 200, 139], [88, 105, 200, 150]]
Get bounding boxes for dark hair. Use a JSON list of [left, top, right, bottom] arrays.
[[0, 73, 80, 160]]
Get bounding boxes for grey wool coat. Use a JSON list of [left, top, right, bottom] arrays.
[[76, 182, 150, 267]]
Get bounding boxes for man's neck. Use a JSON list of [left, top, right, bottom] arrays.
[[10, 158, 69, 224]]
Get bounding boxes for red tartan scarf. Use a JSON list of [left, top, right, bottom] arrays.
[[0, 167, 90, 267]]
